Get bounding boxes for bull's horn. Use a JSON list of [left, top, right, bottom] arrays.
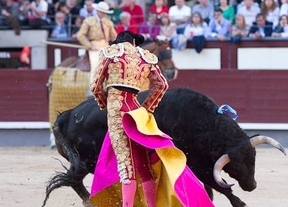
[[250, 135, 287, 155], [213, 154, 235, 188]]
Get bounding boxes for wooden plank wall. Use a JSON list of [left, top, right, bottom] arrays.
[[169, 70, 288, 123], [0, 69, 287, 123], [0, 70, 52, 121]]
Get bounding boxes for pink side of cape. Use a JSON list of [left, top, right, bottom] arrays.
[[90, 113, 214, 207]]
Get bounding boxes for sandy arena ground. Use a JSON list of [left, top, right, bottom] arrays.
[[0, 147, 287, 207]]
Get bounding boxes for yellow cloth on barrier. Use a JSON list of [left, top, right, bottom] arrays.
[[48, 66, 90, 130]]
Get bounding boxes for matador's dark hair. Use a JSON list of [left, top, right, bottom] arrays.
[[112, 31, 145, 46]]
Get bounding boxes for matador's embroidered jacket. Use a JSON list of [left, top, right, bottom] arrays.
[[90, 42, 169, 112]]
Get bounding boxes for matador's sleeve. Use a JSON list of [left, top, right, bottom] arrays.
[[76, 18, 92, 50], [90, 50, 109, 110], [142, 65, 169, 113]]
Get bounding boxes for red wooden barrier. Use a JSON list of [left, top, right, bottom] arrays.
[[0, 69, 287, 123]]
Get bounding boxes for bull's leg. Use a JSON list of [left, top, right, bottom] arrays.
[[67, 166, 94, 206], [71, 181, 94, 207], [52, 127, 93, 206], [205, 182, 247, 207], [42, 163, 91, 207], [189, 166, 247, 207], [224, 192, 248, 207]]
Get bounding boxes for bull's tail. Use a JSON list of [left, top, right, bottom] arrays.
[[42, 125, 87, 207]]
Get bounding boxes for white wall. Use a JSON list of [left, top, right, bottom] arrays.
[[238, 48, 288, 70], [171, 48, 221, 70], [0, 30, 48, 69]]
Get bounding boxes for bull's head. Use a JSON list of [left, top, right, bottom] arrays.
[[213, 136, 286, 191]]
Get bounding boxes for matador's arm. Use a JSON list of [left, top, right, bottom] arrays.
[[90, 50, 109, 110], [142, 65, 169, 112]]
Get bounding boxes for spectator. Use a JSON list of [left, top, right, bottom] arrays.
[[71, 15, 84, 38], [0, 0, 21, 35], [218, 0, 235, 24], [272, 14, 288, 37], [184, 11, 210, 38], [149, 0, 169, 19], [192, 0, 214, 24], [46, 0, 55, 17], [28, 0, 50, 28], [116, 11, 138, 33], [185, 0, 199, 8], [168, 0, 191, 34], [56, 1, 71, 25], [237, 0, 261, 27], [208, 8, 231, 40], [66, 0, 80, 22], [105, 0, 122, 25], [280, 0, 288, 15], [237, 0, 260, 10], [18, 0, 30, 26], [183, 12, 210, 52], [79, 0, 96, 18], [121, 0, 144, 28], [261, 0, 280, 28], [158, 12, 177, 40], [54, 0, 80, 24], [50, 11, 68, 38], [139, 12, 160, 41], [249, 13, 273, 39], [231, 13, 249, 43]]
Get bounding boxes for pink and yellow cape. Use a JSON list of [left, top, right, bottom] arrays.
[[89, 107, 214, 207]]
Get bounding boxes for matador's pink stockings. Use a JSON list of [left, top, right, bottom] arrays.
[[122, 179, 157, 207], [122, 180, 137, 207], [142, 179, 157, 207]]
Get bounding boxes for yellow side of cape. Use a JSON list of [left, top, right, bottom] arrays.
[[89, 107, 187, 207]]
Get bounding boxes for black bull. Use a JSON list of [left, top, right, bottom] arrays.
[[43, 88, 286, 207]]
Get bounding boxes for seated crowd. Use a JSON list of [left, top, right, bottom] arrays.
[[1, 0, 288, 48]]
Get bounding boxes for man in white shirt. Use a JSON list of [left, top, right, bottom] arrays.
[[169, 0, 191, 34], [28, 0, 49, 28], [237, 0, 260, 27], [29, 0, 48, 20]]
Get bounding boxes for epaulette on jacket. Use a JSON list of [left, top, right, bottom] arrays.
[[137, 47, 158, 64], [101, 44, 124, 58], [84, 16, 96, 26]]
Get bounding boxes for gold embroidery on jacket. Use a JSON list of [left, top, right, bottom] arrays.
[[102, 44, 124, 58], [107, 88, 133, 183], [105, 43, 152, 91], [137, 47, 158, 64]]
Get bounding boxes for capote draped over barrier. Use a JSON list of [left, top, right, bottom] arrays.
[[89, 107, 214, 207]]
